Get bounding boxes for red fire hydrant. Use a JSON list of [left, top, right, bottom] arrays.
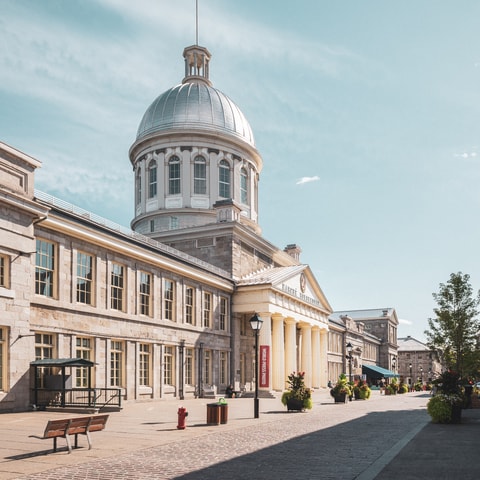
[[177, 406, 188, 430]]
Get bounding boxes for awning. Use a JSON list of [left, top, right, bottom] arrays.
[[30, 358, 95, 367], [362, 364, 396, 379]]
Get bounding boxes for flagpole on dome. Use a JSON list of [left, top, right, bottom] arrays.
[[196, 0, 199, 46]]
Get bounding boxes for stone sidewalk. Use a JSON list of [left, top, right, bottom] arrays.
[[0, 391, 477, 479]]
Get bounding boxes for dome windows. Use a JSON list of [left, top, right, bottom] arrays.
[[240, 167, 248, 205], [193, 156, 207, 195], [168, 156, 181, 195], [219, 160, 231, 199], [148, 160, 157, 198]]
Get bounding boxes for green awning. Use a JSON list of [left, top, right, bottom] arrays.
[[362, 364, 396, 379]]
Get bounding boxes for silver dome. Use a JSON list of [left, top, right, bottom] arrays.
[[136, 82, 255, 147]]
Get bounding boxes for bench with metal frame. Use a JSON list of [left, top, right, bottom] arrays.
[[30, 414, 109, 453]]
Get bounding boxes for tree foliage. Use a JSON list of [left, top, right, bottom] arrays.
[[425, 272, 480, 377]]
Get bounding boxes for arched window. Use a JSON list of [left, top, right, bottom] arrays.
[[219, 160, 231, 198], [136, 167, 142, 205], [194, 156, 207, 195], [148, 160, 157, 198], [168, 155, 181, 195], [240, 167, 248, 204]]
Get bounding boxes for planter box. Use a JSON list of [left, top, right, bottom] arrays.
[[333, 393, 347, 403], [287, 398, 305, 412]]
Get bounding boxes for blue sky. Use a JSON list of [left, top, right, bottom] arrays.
[[2, 0, 480, 342]]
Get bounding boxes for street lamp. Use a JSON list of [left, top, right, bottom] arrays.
[[392, 355, 397, 373], [346, 342, 353, 383], [409, 363, 413, 391], [420, 366, 423, 386], [249, 313, 263, 419]]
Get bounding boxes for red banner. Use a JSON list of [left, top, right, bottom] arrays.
[[260, 345, 269, 388]]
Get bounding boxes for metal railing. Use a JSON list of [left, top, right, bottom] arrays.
[[33, 388, 122, 410]]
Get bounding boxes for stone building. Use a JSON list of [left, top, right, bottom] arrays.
[[397, 336, 441, 386], [0, 43, 332, 412], [328, 308, 399, 384]]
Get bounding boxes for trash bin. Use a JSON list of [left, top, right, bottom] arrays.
[[206, 403, 220, 425], [218, 398, 228, 424]]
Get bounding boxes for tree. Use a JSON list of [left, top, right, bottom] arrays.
[[425, 272, 480, 378]]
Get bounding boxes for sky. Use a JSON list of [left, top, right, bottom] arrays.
[[2, 0, 480, 342]]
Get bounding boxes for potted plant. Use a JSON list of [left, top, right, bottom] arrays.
[[330, 374, 352, 403], [353, 378, 371, 400], [398, 381, 409, 394], [427, 370, 465, 423], [281, 371, 313, 412]]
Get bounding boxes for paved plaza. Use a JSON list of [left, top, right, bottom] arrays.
[[0, 390, 478, 479]]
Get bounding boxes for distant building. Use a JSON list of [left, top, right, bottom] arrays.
[[328, 308, 398, 384], [397, 336, 441, 386]]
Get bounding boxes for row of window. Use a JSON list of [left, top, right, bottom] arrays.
[[34, 239, 229, 329], [31, 332, 228, 390], [137, 156, 249, 203]]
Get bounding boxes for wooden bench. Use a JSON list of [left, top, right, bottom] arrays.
[[30, 414, 109, 453]]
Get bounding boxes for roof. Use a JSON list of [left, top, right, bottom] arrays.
[[136, 82, 255, 147], [237, 265, 306, 286], [362, 364, 397, 378], [330, 308, 395, 320], [30, 358, 95, 367], [397, 336, 430, 352]]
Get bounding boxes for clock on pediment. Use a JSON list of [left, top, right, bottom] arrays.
[[300, 273, 306, 293]]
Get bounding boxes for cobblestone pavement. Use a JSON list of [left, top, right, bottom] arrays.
[[2, 391, 432, 480]]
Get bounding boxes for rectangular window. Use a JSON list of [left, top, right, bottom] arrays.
[[220, 351, 227, 385], [148, 165, 157, 198], [170, 216, 178, 230], [164, 279, 175, 321], [194, 158, 207, 194], [203, 292, 211, 328], [35, 239, 55, 297], [0, 327, 6, 391], [110, 340, 124, 387], [0, 255, 9, 288], [163, 346, 174, 385], [185, 287, 194, 325], [219, 297, 228, 331], [76, 252, 93, 304], [203, 350, 211, 385], [185, 348, 194, 385], [139, 344, 150, 386], [35, 333, 55, 388], [111, 263, 124, 311], [75, 337, 92, 387], [168, 158, 181, 195], [139, 271, 151, 316]]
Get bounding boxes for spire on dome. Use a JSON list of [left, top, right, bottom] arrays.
[[182, 45, 212, 86]]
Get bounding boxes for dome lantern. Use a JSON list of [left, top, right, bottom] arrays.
[[182, 45, 212, 87]]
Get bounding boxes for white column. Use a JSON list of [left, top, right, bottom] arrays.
[[300, 324, 312, 387], [311, 326, 321, 389], [271, 313, 285, 391], [284, 318, 297, 386], [320, 329, 328, 387]]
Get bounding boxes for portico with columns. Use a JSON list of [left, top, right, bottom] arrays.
[[235, 265, 332, 392]]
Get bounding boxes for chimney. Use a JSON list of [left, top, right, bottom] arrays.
[[284, 244, 301, 261]]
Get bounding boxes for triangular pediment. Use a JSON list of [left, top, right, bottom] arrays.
[[237, 265, 332, 314]]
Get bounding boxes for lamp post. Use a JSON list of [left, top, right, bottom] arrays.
[[409, 363, 413, 391], [249, 313, 263, 419], [346, 342, 353, 383], [420, 366, 423, 387], [392, 356, 396, 373]]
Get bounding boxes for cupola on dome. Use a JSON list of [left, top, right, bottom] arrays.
[[136, 45, 255, 147]]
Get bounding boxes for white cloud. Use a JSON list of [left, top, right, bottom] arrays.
[[296, 176, 320, 185], [398, 318, 413, 325]]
